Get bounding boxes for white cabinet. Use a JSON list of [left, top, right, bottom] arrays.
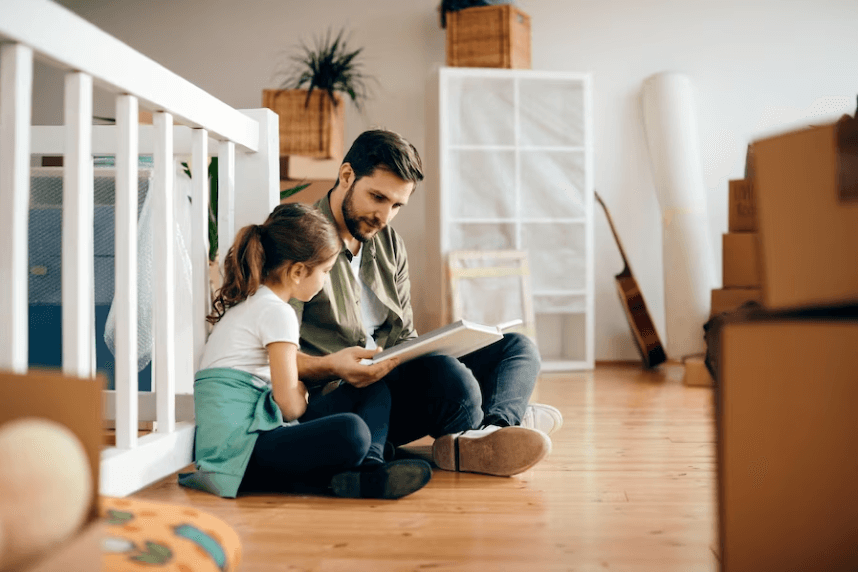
[[425, 67, 594, 371]]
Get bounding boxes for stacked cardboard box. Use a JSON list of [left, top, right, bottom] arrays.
[[714, 308, 858, 571], [714, 115, 858, 571], [710, 177, 763, 317]]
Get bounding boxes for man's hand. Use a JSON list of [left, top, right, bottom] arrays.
[[329, 347, 400, 388]]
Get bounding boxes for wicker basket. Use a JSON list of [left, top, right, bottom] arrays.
[[446, 4, 531, 69], [262, 89, 344, 159]]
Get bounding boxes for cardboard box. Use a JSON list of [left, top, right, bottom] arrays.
[[722, 232, 761, 288], [752, 116, 858, 309], [0, 370, 104, 571], [716, 316, 858, 571], [446, 4, 531, 69], [710, 287, 763, 317], [683, 355, 713, 386], [279, 155, 341, 181], [728, 179, 756, 232]]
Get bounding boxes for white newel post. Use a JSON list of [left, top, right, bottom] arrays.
[[0, 43, 33, 373], [235, 108, 280, 228]]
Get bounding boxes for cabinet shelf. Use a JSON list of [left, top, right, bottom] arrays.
[[449, 217, 587, 225], [534, 289, 588, 297], [449, 144, 586, 153]]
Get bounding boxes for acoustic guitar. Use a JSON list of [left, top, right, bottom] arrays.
[[595, 192, 666, 368]]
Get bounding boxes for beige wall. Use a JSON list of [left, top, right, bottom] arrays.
[[41, 0, 858, 360]]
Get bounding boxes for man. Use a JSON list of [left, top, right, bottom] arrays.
[[288, 129, 563, 477]]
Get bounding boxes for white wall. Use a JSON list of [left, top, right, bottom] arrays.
[[43, 0, 858, 360]]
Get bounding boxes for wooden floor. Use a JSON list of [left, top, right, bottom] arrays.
[[132, 363, 718, 571]]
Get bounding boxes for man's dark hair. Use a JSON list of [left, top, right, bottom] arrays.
[[339, 129, 424, 189]]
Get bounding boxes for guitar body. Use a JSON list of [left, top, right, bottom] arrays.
[[614, 273, 666, 368]]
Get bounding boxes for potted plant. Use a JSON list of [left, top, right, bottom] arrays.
[[264, 27, 374, 160]]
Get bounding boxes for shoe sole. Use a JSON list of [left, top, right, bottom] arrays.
[[330, 460, 432, 499], [433, 426, 551, 477]]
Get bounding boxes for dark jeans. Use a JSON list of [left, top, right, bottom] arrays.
[[239, 380, 390, 493], [385, 332, 540, 446]]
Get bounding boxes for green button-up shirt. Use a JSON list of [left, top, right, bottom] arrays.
[[289, 192, 417, 377]]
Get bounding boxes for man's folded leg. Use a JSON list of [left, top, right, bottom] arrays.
[[385, 354, 484, 447]]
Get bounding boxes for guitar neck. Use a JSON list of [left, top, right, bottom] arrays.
[[594, 191, 631, 275]]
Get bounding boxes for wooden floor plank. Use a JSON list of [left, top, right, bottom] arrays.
[[131, 363, 717, 571]]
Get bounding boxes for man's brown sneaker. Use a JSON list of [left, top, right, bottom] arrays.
[[432, 425, 551, 477]]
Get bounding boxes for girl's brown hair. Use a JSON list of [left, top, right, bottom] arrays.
[[207, 203, 340, 324]]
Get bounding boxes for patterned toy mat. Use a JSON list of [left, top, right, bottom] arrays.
[[100, 497, 241, 572]]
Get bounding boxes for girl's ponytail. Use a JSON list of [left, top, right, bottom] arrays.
[[208, 224, 265, 323]]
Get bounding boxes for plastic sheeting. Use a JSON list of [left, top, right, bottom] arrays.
[[104, 161, 195, 384], [641, 72, 716, 358]]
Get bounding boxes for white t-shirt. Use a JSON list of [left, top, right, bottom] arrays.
[[199, 285, 299, 386], [349, 246, 389, 350]]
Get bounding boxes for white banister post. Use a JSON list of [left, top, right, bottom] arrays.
[[235, 108, 280, 228], [0, 44, 33, 373], [217, 141, 235, 269], [153, 111, 176, 434], [114, 94, 139, 449], [62, 71, 95, 378], [191, 129, 210, 371]]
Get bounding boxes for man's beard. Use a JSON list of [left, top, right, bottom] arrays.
[[342, 181, 385, 243]]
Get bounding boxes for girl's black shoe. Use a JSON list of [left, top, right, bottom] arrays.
[[330, 459, 432, 499]]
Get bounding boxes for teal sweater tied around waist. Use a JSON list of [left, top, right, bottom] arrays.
[[178, 367, 285, 498]]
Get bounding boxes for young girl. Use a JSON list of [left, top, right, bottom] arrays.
[[179, 203, 432, 500]]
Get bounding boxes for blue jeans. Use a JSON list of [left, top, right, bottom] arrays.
[[385, 333, 540, 446], [239, 381, 390, 493]]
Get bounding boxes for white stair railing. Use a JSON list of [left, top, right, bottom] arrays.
[[0, 0, 279, 497]]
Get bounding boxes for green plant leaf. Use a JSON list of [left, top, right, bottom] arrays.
[[208, 157, 219, 262], [280, 182, 311, 200]]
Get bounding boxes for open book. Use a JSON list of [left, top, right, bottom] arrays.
[[366, 319, 523, 365]]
